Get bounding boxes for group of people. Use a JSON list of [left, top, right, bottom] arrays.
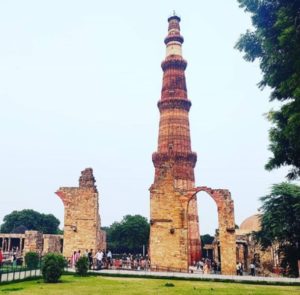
[[236, 261, 256, 276], [195, 258, 220, 274], [69, 250, 150, 271], [0, 247, 19, 267], [115, 253, 150, 271], [70, 249, 112, 270]]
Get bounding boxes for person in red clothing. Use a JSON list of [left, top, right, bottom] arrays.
[[0, 248, 3, 267]]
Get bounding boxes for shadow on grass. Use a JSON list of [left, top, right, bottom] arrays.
[[1, 287, 24, 292]]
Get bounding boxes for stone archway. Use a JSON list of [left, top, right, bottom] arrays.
[[188, 186, 236, 275]]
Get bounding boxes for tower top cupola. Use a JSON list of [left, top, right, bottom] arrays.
[[164, 12, 184, 56]]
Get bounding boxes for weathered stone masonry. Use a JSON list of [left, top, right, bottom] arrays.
[[149, 15, 236, 275], [150, 15, 201, 271], [56, 168, 106, 258]]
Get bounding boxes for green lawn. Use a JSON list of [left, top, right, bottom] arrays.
[[0, 275, 299, 295]]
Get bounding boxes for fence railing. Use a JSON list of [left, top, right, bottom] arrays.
[[0, 258, 42, 283], [0, 266, 41, 283]]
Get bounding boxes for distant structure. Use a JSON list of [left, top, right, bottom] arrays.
[[56, 168, 106, 258], [149, 15, 236, 274], [207, 214, 279, 276], [0, 231, 62, 256]]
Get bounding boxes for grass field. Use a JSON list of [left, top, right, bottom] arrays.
[[0, 275, 299, 295]]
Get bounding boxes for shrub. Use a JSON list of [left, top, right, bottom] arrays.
[[25, 252, 39, 269], [41, 253, 65, 283], [75, 256, 89, 276]]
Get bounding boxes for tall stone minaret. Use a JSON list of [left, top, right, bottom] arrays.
[[150, 14, 201, 270]]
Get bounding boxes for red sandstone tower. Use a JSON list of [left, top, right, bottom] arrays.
[[150, 15, 201, 269]]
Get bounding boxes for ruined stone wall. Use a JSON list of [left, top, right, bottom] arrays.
[[23, 231, 43, 254], [42, 234, 63, 255], [56, 168, 105, 258], [236, 233, 276, 275]]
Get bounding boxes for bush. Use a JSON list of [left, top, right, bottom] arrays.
[[25, 252, 39, 269], [41, 253, 65, 283], [75, 256, 89, 276]]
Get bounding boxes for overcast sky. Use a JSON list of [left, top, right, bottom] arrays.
[[0, 1, 290, 235]]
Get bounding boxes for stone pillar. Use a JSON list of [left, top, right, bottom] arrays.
[[56, 168, 105, 259], [19, 238, 22, 253], [8, 238, 11, 252], [3, 238, 6, 252], [216, 191, 236, 275], [194, 187, 236, 275], [150, 168, 191, 271]]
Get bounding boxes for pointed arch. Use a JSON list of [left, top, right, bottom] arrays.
[[187, 186, 236, 275]]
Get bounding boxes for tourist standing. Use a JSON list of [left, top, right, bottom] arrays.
[[107, 250, 112, 268], [239, 262, 244, 276], [12, 253, 17, 267], [0, 248, 3, 267], [71, 251, 77, 268], [203, 262, 209, 274], [212, 260, 218, 274], [95, 249, 103, 270], [88, 249, 93, 270], [76, 250, 81, 261], [250, 262, 256, 276], [236, 262, 240, 275]]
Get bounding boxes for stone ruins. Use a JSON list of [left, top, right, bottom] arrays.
[[0, 231, 62, 256], [0, 15, 246, 275], [56, 168, 106, 258], [149, 15, 236, 275]]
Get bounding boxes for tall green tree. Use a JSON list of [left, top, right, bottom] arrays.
[[105, 215, 149, 254], [0, 209, 61, 234], [235, 0, 300, 179], [255, 183, 300, 277]]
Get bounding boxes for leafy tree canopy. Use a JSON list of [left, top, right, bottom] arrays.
[[236, 0, 300, 179], [105, 215, 149, 254], [0, 209, 61, 234], [255, 182, 300, 277], [201, 234, 214, 247]]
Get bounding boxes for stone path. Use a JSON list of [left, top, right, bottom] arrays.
[[87, 269, 300, 284]]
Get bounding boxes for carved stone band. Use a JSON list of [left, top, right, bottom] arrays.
[[158, 99, 191, 111], [161, 58, 187, 71]]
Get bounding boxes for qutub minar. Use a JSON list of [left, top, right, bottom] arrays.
[[149, 14, 237, 274], [150, 14, 201, 264]]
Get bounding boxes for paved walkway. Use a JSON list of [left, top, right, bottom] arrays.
[[86, 269, 300, 284]]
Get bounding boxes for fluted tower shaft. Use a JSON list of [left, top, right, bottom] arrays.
[[151, 15, 201, 265]]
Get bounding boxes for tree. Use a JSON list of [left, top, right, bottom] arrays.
[[75, 256, 89, 276], [235, 0, 300, 179], [200, 234, 214, 247], [255, 183, 300, 277], [105, 215, 150, 254], [25, 252, 39, 269], [41, 253, 66, 283], [0, 209, 61, 234]]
